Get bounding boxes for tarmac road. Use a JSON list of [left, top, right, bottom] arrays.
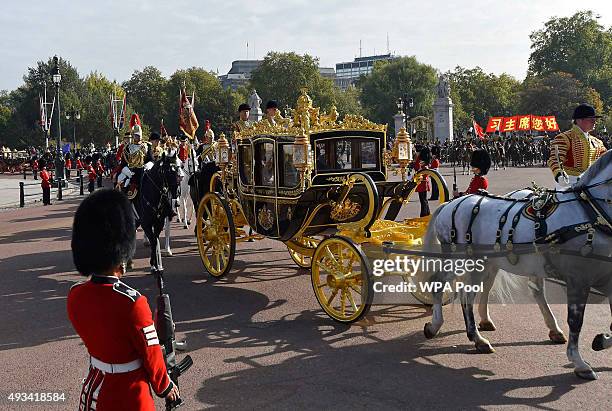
[[0, 165, 610, 410]]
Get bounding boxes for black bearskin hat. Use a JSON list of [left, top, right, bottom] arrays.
[[419, 146, 432, 164], [72, 189, 136, 276], [84, 155, 93, 164], [265, 100, 278, 110], [431, 145, 440, 157], [149, 131, 161, 141], [470, 149, 491, 175]]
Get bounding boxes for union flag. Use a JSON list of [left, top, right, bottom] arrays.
[[179, 88, 199, 139]]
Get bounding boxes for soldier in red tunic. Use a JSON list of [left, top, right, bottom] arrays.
[[454, 149, 490, 197], [413, 146, 432, 217], [67, 189, 179, 410], [40, 163, 51, 205], [95, 158, 105, 188]]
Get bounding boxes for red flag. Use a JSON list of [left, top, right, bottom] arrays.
[[472, 119, 485, 140], [179, 88, 199, 139], [486, 117, 503, 133]]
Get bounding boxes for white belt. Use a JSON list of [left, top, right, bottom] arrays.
[[90, 356, 142, 374]]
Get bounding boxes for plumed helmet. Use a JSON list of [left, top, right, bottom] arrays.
[[72, 189, 136, 276], [418, 146, 431, 164], [470, 149, 491, 175], [132, 124, 142, 138]]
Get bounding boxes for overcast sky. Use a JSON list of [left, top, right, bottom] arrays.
[[1, 0, 610, 91]]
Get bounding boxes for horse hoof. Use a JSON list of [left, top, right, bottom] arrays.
[[478, 320, 496, 331], [475, 341, 495, 354], [424, 322, 438, 339], [164, 249, 173, 256], [549, 330, 568, 344], [187, 220, 191, 225], [183, 225, 188, 229], [574, 369, 598, 380], [592, 333, 611, 351]]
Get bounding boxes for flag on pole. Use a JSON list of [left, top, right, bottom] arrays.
[[179, 88, 199, 139], [472, 119, 486, 140], [160, 119, 168, 137]]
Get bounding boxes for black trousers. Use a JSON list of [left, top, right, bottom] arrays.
[[418, 191, 430, 217], [42, 187, 51, 205], [88, 181, 95, 193], [33, 171, 38, 180], [430, 179, 439, 200], [66, 169, 71, 179], [97, 175, 103, 188]]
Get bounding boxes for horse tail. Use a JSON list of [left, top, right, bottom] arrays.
[[487, 269, 523, 305]]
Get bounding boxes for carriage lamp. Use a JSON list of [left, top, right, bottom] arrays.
[[395, 127, 412, 181], [293, 129, 310, 189], [216, 132, 230, 166]]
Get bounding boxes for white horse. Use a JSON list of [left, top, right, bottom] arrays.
[[177, 148, 198, 230], [421, 149, 612, 380]]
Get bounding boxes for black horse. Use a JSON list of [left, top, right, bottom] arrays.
[[133, 153, 181, 271]]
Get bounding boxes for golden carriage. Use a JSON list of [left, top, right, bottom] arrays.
[[194, 90, 449, 323]]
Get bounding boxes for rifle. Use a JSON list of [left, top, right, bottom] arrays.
[[153, 264, 193, 410]]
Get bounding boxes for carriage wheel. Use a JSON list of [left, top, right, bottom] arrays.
[[287, 236, 319, 268], [311, 236, 373, 323], [196, 192, 236, 278]]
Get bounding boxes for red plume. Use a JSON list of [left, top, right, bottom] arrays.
[[129, 113, 141, 129]]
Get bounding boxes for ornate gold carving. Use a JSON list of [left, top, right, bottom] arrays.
[[330, 198, 361, 222], [257, 204, 274, 230], [286, 206, 293, 221]]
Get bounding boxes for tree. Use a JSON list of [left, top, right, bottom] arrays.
[[518, 71, 603, 130], [447, 66, 521, 130], [528, 10, 612, 107], [249, 52, 336, 111], [122, 66, 168, 130], [358, 56, 438, 132], [331, 85, 362, 118]]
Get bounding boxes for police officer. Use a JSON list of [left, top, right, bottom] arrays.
[[67, 189, 179, 410]]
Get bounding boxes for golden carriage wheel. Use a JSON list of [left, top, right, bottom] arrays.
[[311, 236, 373, 323], [287, 236, 319, 268], [196, 192, 236, 278]]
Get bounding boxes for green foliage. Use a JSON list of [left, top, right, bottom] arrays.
[[357, 56, 437, 133], [447, 66, 521, 130], [122, 66, 168, 130], [529, 10, 612, 107], [518, 71, 604, 130], [249, 52, 336, 111], [331, 85, 362, 118]]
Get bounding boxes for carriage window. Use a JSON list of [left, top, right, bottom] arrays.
[[239, 145, 253, 185], [335, 140, 352, 169], [360, 141, 378, 169], [255, 142, 275, 186], [280, 144, 299, 187], [315, 142, 329, 170]]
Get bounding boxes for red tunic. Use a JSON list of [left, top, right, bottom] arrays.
[[96, 161, 105, 175], [33, 160, 39, 171], [76, 159, 84, 170], [87, 165, 97, 182], [413, 155, 430, 192], [66, 159, 72, 169], [67, 276, 172, 411], [40, 169, 51, 189], [466, 175, 488, 194], [116, 144, 125, 162], [178, 145, 188, 162]]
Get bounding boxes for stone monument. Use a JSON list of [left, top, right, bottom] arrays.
[[248, 89, 263, 122], [432, 75, 454, 142]]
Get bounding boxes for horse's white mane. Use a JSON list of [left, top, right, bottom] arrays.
[[575, 149, 611, 188]]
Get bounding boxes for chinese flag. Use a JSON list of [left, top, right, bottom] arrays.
[[473, 119, 485, 140], [486, 117, 503, 133], [544, 116, 559, 131], [531, 116, 545, 131], [517, 115, 531, 131], [179, 88, 199, 139], [501, 116, 518, 132]]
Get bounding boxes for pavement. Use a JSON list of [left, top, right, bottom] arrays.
[[0, 172, 86, 209], [0, 165, 610, 410]]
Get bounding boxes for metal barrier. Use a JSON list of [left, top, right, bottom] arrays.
[[18, 177, 85, 207]]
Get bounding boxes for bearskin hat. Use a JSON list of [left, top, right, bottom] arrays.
[[419, 146, 432, 164], [84, 155, 93, 164], [72, 189, 136, 276], [431, 145, 441, 157], [470, 149, 491, 175], [150, 131, 161, 141]]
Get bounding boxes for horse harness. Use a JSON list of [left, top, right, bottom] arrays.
[[445, 179, 612, 266]]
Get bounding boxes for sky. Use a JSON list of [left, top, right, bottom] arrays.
[[1, 0, 610, 91]]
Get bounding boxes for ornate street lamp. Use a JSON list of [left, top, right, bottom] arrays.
[[65, 108, 80, 152], [396, 94, 414, 139], [395, 127, 413, 181], [52, 56, 65, 183]]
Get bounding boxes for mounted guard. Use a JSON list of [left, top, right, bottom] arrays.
[[116, 114, 153, 199]]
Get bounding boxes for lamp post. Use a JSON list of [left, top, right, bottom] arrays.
[[52, 56, 65, 182], [65, 108, 80, 153], [396, 94, 414, 137]]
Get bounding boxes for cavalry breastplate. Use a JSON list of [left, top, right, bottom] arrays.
[[124, 143, 147, 168]]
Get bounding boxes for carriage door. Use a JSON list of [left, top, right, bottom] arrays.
[[253, 139, 279, 238]]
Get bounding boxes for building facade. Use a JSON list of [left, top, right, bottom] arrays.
[[335, 53, 397, 90]]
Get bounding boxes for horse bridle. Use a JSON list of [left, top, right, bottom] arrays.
[[141, 160, 178, 220]]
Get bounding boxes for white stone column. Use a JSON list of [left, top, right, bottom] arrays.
[[393, 112, 405, 137], [433, 97, 454, 143]]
